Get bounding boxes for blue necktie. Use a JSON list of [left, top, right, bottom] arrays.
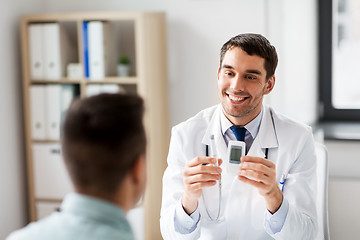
[[230, 126, 246, 141]]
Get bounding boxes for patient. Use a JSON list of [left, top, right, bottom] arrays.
[[7, 93, 146, 240]]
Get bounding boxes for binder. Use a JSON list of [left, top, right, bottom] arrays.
[[86, 84, 122, 96], [32, 143, 73, 199], [88, 21, 116, 80], [29, 23, 76, 80], [43, 24, 62, 80], [101, 84, 119, 93], [82, 21, 90, 78], [60, 84, 77, 123], [86, 84, 102, 96], [29, 24, 44, 79], [88, 22, 104, 80], [45, 85, 61, 140], [30, 85, 46, 140]]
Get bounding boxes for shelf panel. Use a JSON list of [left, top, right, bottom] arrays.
[[32, 140, 61, 143], [22, 11, 146, 23], [30, 77, 138, 85], [36, 198, 63, 203], [86, 76, 138, 84], [30, 79, 82, 84]]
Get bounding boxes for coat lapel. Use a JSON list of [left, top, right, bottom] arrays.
[[201, 105, 228, 161], [247, 105, 279, 158]]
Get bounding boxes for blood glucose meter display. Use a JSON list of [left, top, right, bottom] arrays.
[[229, 146, 243, 164]]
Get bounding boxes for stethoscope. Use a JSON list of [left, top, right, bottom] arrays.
[[203, 142, 269, 222]]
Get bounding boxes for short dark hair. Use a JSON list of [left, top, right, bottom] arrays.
[[220, 33, 278, 80], [62, 93, 146, 196]]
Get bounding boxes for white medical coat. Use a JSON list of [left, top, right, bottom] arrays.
[[160, 104, 317, 240]]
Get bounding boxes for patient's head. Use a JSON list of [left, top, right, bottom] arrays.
[[62, 93, 146, 210]]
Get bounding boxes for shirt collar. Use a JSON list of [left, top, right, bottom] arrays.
[[220, 106, 264, 139], [61, 192, 132, 231]]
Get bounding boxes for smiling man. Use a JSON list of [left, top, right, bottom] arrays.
[[160, 34, 318, 239]]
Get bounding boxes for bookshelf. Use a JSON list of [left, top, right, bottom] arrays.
[[20, 12, 169, 240]]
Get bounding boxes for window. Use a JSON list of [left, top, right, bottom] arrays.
[[319, 0, 360, 121]]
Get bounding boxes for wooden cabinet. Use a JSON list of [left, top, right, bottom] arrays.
[[20, 12, 169, 240]]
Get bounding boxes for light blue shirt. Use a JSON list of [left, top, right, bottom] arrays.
[[174, 107, 289, 235], [7, 193, 135, 240]]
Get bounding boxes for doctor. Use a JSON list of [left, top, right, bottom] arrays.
[[160, 33, 317, 239]]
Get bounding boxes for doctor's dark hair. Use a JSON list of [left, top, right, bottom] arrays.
[[61, 93, 146, 196], [220, 33, 278, 80]]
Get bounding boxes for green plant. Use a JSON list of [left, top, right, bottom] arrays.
[[118, 54, 130, 65]]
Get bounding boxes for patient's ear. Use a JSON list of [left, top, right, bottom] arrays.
[[131, 155, 147, 203]]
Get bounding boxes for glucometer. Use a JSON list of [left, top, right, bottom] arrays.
[[227, 140, 246, 174]]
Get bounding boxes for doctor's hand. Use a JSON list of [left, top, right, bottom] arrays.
[[238, 156, 283, 214], [181, 157, 222, 215]]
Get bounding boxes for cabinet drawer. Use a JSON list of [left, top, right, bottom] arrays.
[[33, 143, 73, 199], [36, 201, 62, 220]]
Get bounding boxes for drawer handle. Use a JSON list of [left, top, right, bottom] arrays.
[[50, 149, 61, 154]]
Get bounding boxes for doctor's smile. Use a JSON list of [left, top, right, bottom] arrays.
[[225, 92, 249, 103]]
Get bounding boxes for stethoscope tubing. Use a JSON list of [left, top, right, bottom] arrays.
[[203, 144, 269, 221]]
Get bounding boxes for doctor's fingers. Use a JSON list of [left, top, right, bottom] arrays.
[[239, 162, 276, 179], [184, 180, 218, 191], [238, 169, 274, 185], [184, 173, 221, 185], [238, 175, 270, 191], [186, 156, 218, 167], [238, 175, 279, 197], [183, 163, 222, 177], [241, 156, 275, 169]]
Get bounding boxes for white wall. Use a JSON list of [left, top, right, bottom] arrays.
[[41, 0, 268, 125], [0, 0, 45, 238], [165, 0, 268, 124], [40, 0, 319, 126], [266, 0, 318, 124], [1, 0, 318, 238]]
